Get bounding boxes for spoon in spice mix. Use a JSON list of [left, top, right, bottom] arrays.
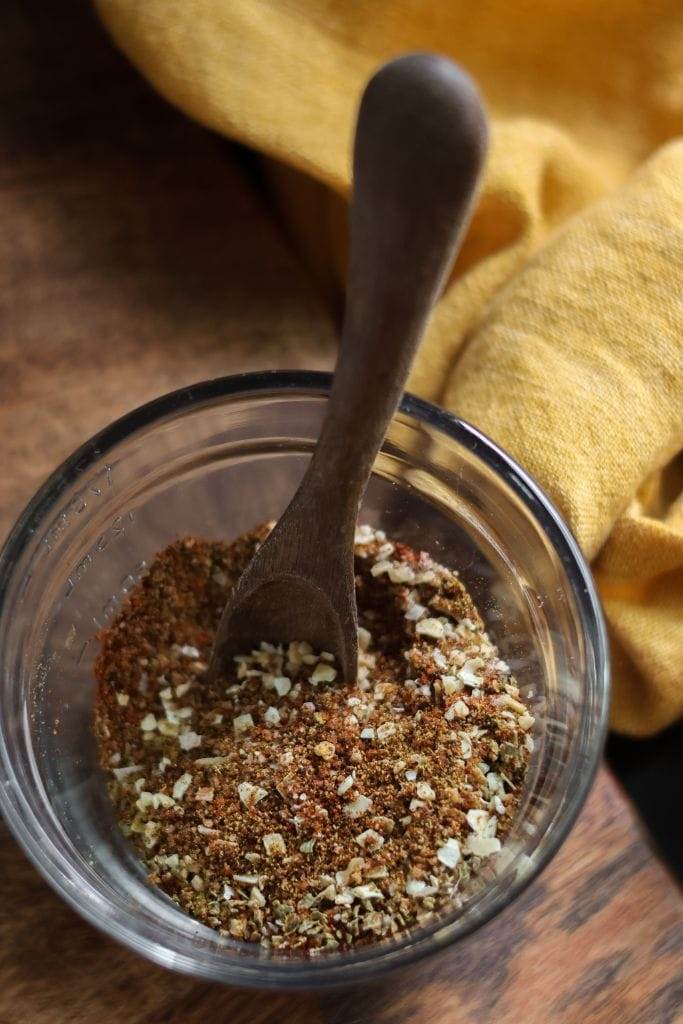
[[209, 53, 488, 684]]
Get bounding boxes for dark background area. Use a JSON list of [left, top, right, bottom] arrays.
[[607, 723, 682, 881]]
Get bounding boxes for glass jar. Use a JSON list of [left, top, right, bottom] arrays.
[[0, 371, 609, 988]]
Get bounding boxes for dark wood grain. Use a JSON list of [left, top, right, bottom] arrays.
[[0, 4, 681, 1024], [210, 54, 487, 683]]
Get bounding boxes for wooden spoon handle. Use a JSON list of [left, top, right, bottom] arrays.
[[209, 55, 488, 682], [305, 54, 487, 522]]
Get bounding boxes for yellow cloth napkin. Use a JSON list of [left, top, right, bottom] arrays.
[[94, 0, 683, 735]]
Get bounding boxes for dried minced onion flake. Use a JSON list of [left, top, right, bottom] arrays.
[[344, 794, 373, 818], [405, 602, 427, 621], [436, 838, 461, 869], [493, 795, 507, 816], [263, 706, 281, 726], [157, 720, 179, 737], [405, 878, 437, 897], [172, 773, 193, 800], [238, 781, 268, 808], [415, 618, 446, 639], [337, 773, 355, 796], [352, 883, 384, 901], [370, 559, 392, 577], [262, 832, 286, 856], [311, 663, 337, 684], [177, 644, 200, 659], [233, 713, 254, 735], [112, 764, 143, 782], [466, 809, 491, 833], [486, 772, 502, 794], [250, 886, 266, 907], [459, 658, 485, 686], [497, 693, 527, 714], [416, 781, 436, 801], [357, 626, 372, 651], [354, 828, 384, 850], [178, 730, 202, 750], [387, 563, 414, 584], [136, 791, 175, 812], [464, 835, 501, 858], [445, 699, 469, 721], [376, 722, 396, 742], [272, 676, 292, 696], [441, 675, 463, 695]]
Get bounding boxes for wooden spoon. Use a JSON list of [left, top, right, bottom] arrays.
[[209, 53, 487, 683]]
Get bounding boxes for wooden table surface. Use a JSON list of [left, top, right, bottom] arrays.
[[1, 4, 681, 1022]]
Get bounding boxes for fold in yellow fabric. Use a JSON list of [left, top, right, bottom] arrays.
[[94, 0, 683, 734]]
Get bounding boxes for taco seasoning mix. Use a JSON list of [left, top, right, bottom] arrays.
[[94, 524, 534, 955]]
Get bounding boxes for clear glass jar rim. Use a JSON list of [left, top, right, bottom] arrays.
[[0, 370, 610, 988]]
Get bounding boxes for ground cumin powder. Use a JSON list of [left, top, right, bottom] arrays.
[[95, 524, 533, 955]]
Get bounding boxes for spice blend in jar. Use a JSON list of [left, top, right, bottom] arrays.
[[95, 525, 534, 955]]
